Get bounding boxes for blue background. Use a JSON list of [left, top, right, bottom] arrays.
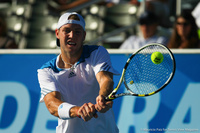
[[0, 52, 200, 133]]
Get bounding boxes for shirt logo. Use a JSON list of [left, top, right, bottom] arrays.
[[68, 71, 76, 78], [59, 104, 63, 109]]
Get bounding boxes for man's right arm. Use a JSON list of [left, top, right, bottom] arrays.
[[43, 91, 97, 121], [43, 91, 63, 117]]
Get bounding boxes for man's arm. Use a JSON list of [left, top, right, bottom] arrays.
[[44, 91, 96, 121], [44, 91, 63, 117], [95, 71, 114, 113]]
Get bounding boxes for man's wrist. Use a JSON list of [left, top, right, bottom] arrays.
[[69, 106, 81, 118], [58, 102, 75, 120]]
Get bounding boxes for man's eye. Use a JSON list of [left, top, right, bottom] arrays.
[[75, 30, 81, 34], [64, 30, 70, 33]]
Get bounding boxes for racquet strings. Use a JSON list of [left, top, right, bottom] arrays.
[[124, 45, 174, 95]]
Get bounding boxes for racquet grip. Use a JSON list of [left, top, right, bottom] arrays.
[[105, 96, 114, 101]]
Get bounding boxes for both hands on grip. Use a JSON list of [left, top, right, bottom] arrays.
[[76, 95, 113, 121]]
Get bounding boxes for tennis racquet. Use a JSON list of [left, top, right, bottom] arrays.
[[105, 43, 176, 100]]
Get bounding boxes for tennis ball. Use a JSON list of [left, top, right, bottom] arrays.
[[151, 52, 164, 64]]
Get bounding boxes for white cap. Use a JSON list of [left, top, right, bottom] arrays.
[[57, 12, 85, 30]]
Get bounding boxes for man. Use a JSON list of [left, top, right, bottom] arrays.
[[37, 12, 119, 133], [119, 11, 168, 49]]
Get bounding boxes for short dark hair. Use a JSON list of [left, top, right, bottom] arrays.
[[139, 11, 158, 25], [68, 14, 80, 21]]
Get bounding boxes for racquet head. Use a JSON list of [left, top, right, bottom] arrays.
[[124, 43, 175, 96], [106, 43, 176, 100]]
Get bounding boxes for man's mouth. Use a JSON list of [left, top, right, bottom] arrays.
[[67, 42, 76, 46]]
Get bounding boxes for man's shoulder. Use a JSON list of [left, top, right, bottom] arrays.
[[78, 45, 106, 64], [127, 35, 140, 39], [126, 35, 142, 42], [120, 35, 142, 48], [83, 45, 100, 54], [39, 56, 61, 73]]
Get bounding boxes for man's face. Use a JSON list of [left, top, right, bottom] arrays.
[[56, 23, 86, 55], [140, 23, 157, 39]]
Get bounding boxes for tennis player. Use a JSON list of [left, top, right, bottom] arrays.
[[37, 12, 119, 133]]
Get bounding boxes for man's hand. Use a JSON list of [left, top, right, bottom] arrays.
[[95, 95, 113, 113], [76, 102, 98, 121]]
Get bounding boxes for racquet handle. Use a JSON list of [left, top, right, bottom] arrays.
[[105, 95, 114, 101]]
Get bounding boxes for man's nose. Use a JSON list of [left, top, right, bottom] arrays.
[[69, 31, 75, 38]]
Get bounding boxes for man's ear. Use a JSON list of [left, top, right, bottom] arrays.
[[82, 31, 86, 41], [55, 29, 59, 39]]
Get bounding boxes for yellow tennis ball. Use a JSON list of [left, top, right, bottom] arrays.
[[151, 52, 164, 64]]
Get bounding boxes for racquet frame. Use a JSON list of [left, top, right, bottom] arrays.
[[105, 43, 176, 100]]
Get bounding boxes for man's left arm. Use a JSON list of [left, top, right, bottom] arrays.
[[95, 71, 114, 113]]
